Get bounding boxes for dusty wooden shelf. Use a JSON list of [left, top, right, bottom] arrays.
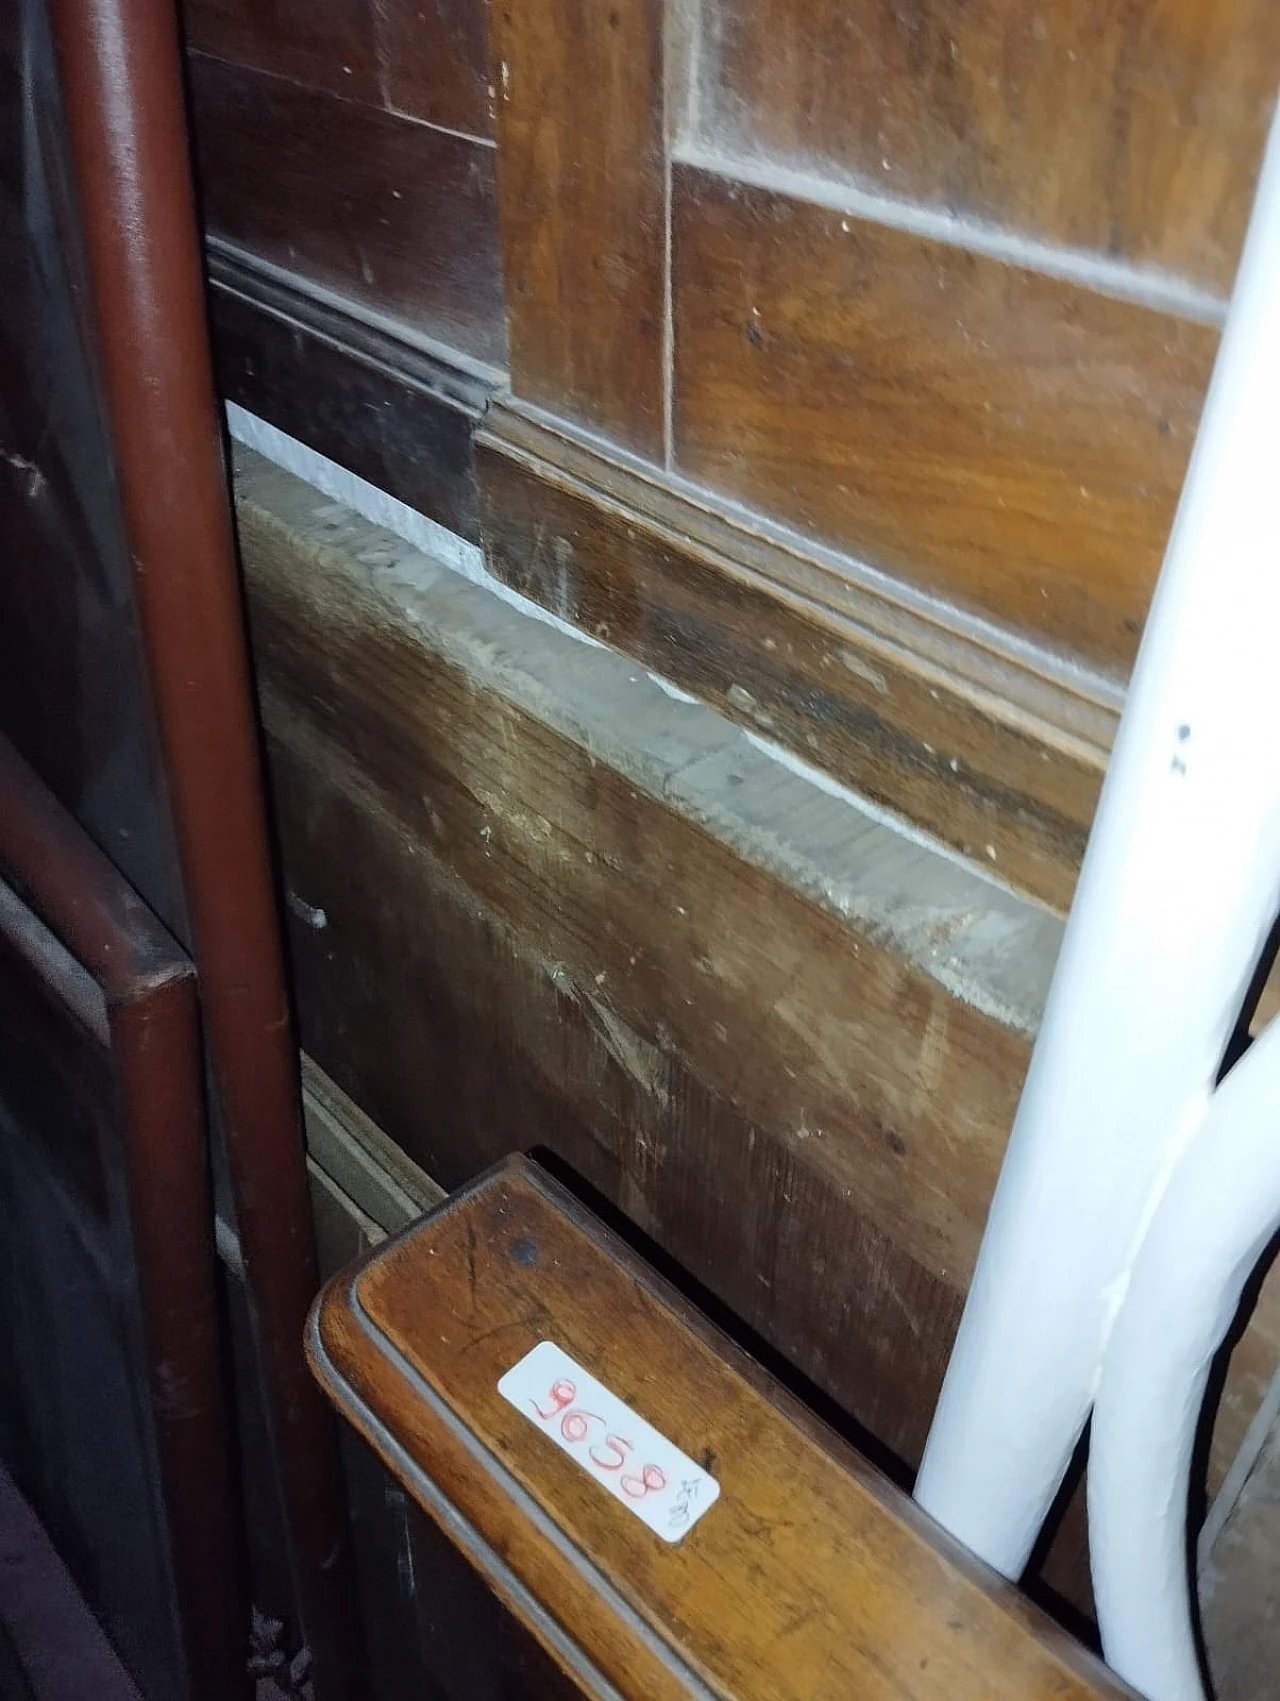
[[307, 1156, 1131, 1700]]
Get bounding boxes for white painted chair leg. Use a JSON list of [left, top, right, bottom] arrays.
[[914, 98, 1280, 1579], [1089, 1016, 1280, 1701]]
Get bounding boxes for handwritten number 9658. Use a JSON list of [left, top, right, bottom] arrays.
[[528, 1379, 668, 1501]]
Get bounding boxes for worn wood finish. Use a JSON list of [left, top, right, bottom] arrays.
[[378, 0, 493, 139], [208, 246, 491, 542], [187, 53, 507, 369], [238, 447, 1044, 1321], [478, 399, 1112, 912], [490, 0, 665, 456], [267, 706, 964, 1473], [311, 1159, 1131, 1700], [181, 0, 381, 105], [234, 449, 1280, 1620], [688, 0, 1280, 296], [672, 160, 1216, 679]]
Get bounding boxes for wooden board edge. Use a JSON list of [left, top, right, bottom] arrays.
[[207, 242, 496, 543], [306, 1276, 680, 1701], [476, 397, 1115, 912]]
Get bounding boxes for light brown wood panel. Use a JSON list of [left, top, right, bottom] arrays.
[[479, 399, 1110, 914], [187, 54, 507, 369], [182, 0, 381, 105], [378, 0, 493, 138], [690, 0, 1280, 295], [311, 1159, 1132, 1700], [490, 0, 666, 456], [672, 162, 1216, 678]]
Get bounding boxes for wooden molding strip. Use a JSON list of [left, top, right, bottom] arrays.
[[300, 1052, 444, 1234], [477, 396, 1118, 911]]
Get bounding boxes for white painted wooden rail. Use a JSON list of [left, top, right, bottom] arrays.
[[915, 100, 1280, 1701]]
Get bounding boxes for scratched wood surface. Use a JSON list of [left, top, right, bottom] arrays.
[[208, 248, 491, 543], [181, 0, 1280, 935], [187, 53, 506, 369], [380, 0, 493, 138], [687, 0, 1280, 296], [490, 0, 666, 456], [235, 450, 1280, 1634], [311, 1157, 1133, 1700], [671, 162, 1216, 679], [477, 399, 1108, 913], [304, 1065, 589, 1701], [183, 0, 382, 104]]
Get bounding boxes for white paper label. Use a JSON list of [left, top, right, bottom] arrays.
[[497, 1340, 720, 1543]]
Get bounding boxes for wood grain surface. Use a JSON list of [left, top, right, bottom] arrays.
[[208, 247, 491, 541], [183, 0, 381, 104], [311, 1158, 1134, 1699], [490, 0, 666, 455], [379, 0, 494, 138], [235, 448, 1280, 1618], [478, 399, 1111, 913], [188, 53, 507, 368], [671, 160, 1216, 678], [688, 0, 1280, 295]]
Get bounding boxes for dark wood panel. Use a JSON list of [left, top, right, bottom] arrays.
[[208, 248, 490, 542], [182, 0, 381, 105], [490, 0, 665, 456], [672, 162, 1216, 678], [0, 746, 242, 1701], [692, 0, 1280, 294], [313, 1160, 1130, 1700], [478, 401, 1108, 913], [378, 0, 493, 139], [188, 54, 507, 369]]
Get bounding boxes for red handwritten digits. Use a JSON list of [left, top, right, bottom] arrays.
[[529, 1374, 671, 1505], [622, 1462, 667, 1500], [589, 1433, 633, 1471], [561, 1408, 605, 1443], [530, 1378, 576, 1420]]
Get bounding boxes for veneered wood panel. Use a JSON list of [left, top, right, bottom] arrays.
[[490, 0, 665, 456], [691, 0, 1280, 294], [182, 0, 381, 105], [672, 162, 1216, 677], [378, 0, 494, 139], [188, 53, 507, 368]]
